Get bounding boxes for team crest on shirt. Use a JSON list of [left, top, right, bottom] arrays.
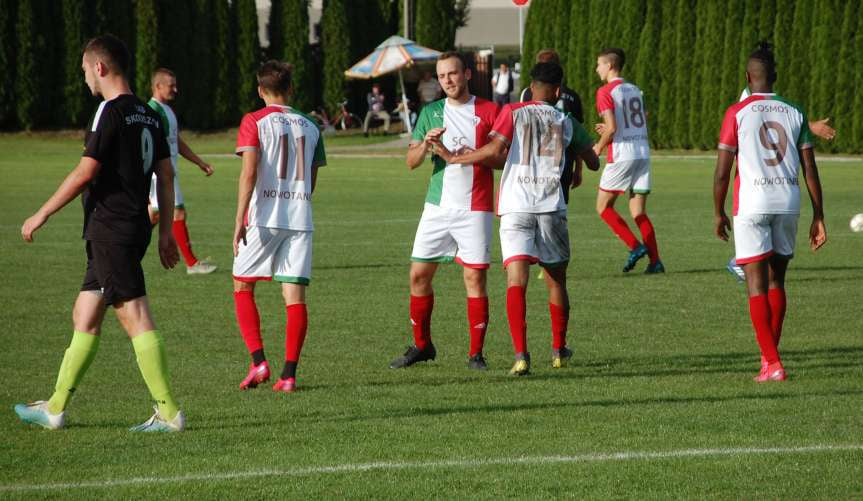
[[432, 111, 443, 119], [136, 105, 146, 113]]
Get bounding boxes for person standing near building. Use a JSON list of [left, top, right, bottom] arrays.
[[492, 63, 514, 107]]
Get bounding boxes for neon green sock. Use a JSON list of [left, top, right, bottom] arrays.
[[47, 331, 100, 414], [131, 331, 179, 421]]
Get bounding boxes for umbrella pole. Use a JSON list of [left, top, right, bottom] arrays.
[[399, 69, 412, 135]]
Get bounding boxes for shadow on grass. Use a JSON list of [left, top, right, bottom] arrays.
[[316, 263, 399, 271]]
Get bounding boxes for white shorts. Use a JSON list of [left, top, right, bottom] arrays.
[[149, 172, 184, 210], [411, 203, 492, 268], [499, 210, 570, 268], [599, 158, 651, 194], [233, 226, 312, 284], [733, 213, 798, 264]]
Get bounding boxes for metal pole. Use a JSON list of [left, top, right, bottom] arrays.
[[399, 69, 412, 135], [518, 6, 524, 55], [404, 0, 410, 39]]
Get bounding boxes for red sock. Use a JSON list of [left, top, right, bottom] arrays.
[[467, 296, 489, 357], [549, 302, 569, 350], [172, 220, 198, 266], [634, 214, 660, 264], [410, 294, 434, 350], [767, 288, 787, 348], [285, 303, 308, 362], [600, 208, 639, 250], [749, 294, 779, 365], [506, 286, 527, 355], [234, 291, 262, 355]]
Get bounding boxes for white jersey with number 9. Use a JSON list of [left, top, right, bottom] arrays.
[[718, 93, 813, 216]]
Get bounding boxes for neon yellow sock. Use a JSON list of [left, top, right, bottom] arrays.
[[47, 331, 100, 414], [131, 331, 179, 421]]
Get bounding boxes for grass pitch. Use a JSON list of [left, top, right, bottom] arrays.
[[1, 132, 861, 499]]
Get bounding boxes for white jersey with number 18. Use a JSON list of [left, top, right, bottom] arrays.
[[236, 105, 326, 231], [595, 78, 650, 163]]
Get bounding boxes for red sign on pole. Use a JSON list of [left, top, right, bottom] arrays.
[[513, 0, 528, 5]]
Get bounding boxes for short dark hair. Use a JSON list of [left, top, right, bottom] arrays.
[[83, 34, 130, 76], [257, 60, 293, 94], [535, 48, 560, 64], [437, 51, 467, 71], [748, 40, 777, 84], [530, 62, 563, 86], [151, 67, 175, 86], [598, 48, 625, 71]]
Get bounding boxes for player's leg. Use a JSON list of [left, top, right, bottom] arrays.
[[273, 229, 312, 392], [276, 283, 307, 393], [767, 256, 789, 348], [536, 210, 573, 368], [735, 214, 785, 382], [463, 267, 488, 369], [171, 180, 216, 274], [15, 244, 109, 429], [232, 226, 278, 389], [391, 205, 453, 368], [629, 160, 663, 273], [114, 296, 183, 431], [454, 209, 492, 369], [501, 213, 538, 375], [766, 214, 797, 351], [596, 165, 645, 271]]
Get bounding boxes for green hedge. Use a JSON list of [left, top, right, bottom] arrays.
[[522, 0, 863, 153]]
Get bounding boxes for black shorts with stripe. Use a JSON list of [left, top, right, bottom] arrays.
[[80, 240, 149, 305]]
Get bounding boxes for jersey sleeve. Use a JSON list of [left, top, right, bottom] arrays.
[[83, 105, 118, 162], [595, 85, 614, 114], [410, 105, 431, 145], [313, 134, 327, 167], [489, 104, 514, 146], [151, 120, 170, 164], [717, 106, 739, 152], [798, 113, 814, 150], [235, 113, 260, 156], [568, 116, 592, 151]]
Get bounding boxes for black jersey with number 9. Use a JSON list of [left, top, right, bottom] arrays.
[[82, 95, 169, 244]]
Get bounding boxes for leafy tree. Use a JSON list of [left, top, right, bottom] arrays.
[[135, 0, 158, 98], [61, 0, 87, 126], [634, 0, 660, 144], [15, 0, 59, 129], [698, 0, 725, 148], [415, 0, 468, 52], [655, 0, 678, 147], [785, 0, 813, 104], [269, 0, 313, 112], [0, 0, 17, 128], [671, 0, 695, 148], [212, 0, 236, 125], [235, 0, 262, 114], [832, 0, 857, 152], [321, 0, 352, 114]]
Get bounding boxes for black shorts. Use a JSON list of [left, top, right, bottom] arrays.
[[81, 240, 149, 305]]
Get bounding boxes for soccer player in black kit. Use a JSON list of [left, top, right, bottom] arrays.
[[15, 35, 186, 432]]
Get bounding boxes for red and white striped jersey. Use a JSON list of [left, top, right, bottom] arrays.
[[236, 105, 326, 231]]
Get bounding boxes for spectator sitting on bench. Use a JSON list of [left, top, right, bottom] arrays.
[[363, 83, 390, 136]]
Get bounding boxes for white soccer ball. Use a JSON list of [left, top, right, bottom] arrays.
[[850, 213, 863, 233]]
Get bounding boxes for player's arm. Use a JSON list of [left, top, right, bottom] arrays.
[[436, 136, 508, 169], [178, 135, 213, 176], [712, 149, 734, 242], [593, 110, 616, 156], [800, 147, 826, 251], [808, 118, 835, 141], [21, 157, 101, 242], [233, 149, 258, 256], [406, 127, 445, 169], [154, 157, 180, 269]]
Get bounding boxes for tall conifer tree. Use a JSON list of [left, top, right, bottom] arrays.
[[235, 0, 262, 114]]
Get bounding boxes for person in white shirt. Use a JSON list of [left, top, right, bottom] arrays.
[[492, 63, 514, 106]]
